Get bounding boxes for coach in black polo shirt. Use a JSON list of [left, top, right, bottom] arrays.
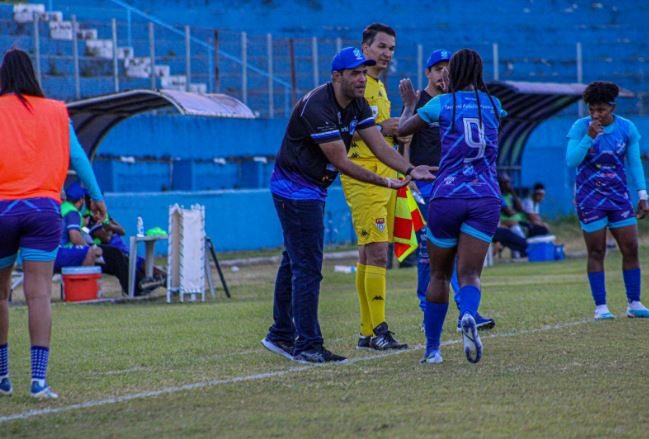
[[262, 47, 434, 364]]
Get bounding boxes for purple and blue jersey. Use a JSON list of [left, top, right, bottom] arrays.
[[567, 115, 644, 211], [417, 91, 506, 200]]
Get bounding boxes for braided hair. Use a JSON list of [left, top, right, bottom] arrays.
[[448, 48, 499, 131], [583, 81, 619, 105]]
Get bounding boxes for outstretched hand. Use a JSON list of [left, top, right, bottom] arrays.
[[385, 176, 411, 190], [409, 165, 437, 181], [399, 78, 419, 108], [636, 199, 649, 219]]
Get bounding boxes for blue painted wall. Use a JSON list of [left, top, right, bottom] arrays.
[[104, 187, 353, 253], [95, 107, 649, 253]]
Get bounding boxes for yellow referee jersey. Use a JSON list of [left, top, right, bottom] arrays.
[[348, 75, 394, 160]]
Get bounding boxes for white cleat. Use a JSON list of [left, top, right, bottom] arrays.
[[460, 314, 483, 364]]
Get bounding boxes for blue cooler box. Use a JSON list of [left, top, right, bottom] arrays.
[[527, 235, 557, 262]]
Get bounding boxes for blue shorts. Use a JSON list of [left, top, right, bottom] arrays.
[[425, 197, 501, 248], [54, 246, 90, 272], [577, 205, 636, 233], [0, 198, 62, 268]]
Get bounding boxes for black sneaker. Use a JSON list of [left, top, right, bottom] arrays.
[[293, 347, 348, 364], [357, 335, 371, 350], [261, 337, 294, 360], [370, 322, 408, 350]]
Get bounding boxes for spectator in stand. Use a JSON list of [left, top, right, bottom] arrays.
[[500, 174, 548, 238], [522, 182, 551, 233], [492, 224, 528, 257], [54, 183, 104, 272]]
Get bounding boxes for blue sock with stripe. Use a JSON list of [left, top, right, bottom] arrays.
[[623, 268, 641, 303], [0, 344, 7, 377], [458, 285, 481, 318], [587, 271, 607, 306], [31, 346, 49, 386], [424, 301, 448, 352]]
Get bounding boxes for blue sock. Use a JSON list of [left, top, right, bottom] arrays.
[[416, 261, 429, 313], [0, 344, 7, 377], [31, 346, 49, 384], [459, 285, 481, 318], [587, 271, 607, 306], [623, 268, 641, 303], [424, 301, 449, 351], [416, 229, 430, 313]]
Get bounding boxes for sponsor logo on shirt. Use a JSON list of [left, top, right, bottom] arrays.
[[340, 118, 358, 134], [462, 164, 475, 176], [443, 176, 456, 185], [349, 119, 358, 135]]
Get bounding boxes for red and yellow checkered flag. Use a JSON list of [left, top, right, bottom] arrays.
[[393, 184, 425, 263]]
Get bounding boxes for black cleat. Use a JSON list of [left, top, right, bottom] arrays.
[[370, 322, 408, 350]]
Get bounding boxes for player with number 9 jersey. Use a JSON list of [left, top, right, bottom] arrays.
[[418, 91, 505, 201], [397, 48, 507, 366]]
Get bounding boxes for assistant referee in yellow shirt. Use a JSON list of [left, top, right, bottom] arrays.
[[341, 23, 408, 350]]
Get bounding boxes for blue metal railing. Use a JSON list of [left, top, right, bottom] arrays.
[[107, 0, 291, 91]]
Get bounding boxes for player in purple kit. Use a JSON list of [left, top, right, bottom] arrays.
[[398, 48, 506, 364], [566, 81, 649, 320]]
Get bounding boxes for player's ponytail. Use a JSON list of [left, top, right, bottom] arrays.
[[0, 48, 45, 110]]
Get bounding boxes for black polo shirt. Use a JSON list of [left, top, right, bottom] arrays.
[[274, 83, 375, 189], [407, 90, 441, 167]]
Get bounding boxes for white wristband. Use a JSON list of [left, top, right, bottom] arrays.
[[385, 178, 391, 189], [639, 190, 648, 201]]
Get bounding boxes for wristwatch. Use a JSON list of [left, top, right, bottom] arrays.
[[377, 123, 384, 134]]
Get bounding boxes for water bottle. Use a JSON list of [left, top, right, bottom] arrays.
[[136, 216, 144, 237]]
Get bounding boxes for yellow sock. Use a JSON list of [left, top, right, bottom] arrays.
[[356, 264, 373, 336], [365, 264, 387, 331]]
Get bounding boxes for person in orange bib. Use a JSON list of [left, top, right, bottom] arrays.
[[0, 49, 106, 399]]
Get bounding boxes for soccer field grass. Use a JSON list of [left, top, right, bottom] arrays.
[[1, 248, 648, 437]]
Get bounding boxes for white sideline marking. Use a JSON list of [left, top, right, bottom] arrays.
[[0, 318, 591, 424]]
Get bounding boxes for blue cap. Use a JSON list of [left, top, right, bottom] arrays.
[[65, 181, 88, 202], [426, 49, 452, 69], [331, 47, 376, 72]]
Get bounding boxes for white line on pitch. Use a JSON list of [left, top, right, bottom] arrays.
[[0, 318, 591, 424]]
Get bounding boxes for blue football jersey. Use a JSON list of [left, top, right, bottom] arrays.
[[568, 115, 639, 210], [418, 91, 505, 199]]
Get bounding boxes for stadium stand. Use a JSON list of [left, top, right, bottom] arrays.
[[2, 0, 647, 251]]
